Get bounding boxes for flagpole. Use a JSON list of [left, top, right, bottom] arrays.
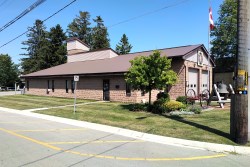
[[208, 0, 211, 53], [208, 0, 211, 92], [208, 0, 214, 93]]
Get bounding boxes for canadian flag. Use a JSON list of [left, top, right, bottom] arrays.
[[209, 7, 214, 30]]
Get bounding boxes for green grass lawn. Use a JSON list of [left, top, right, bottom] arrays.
[[0, 95, 94, 110], [35, 102, 249, 146], [0, 95, 249, 146]]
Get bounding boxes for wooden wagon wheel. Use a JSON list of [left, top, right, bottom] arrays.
[[186, 89, 196, 105], [200, 89, 210, 108]]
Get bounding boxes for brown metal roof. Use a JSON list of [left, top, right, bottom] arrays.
[[23, 44, 204, 77]]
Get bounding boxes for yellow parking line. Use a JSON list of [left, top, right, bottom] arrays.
[[0, 127, 227, 161], [0, 128, 61, 151], [48, 140, 144, 145], [12, 128, 86, 132]]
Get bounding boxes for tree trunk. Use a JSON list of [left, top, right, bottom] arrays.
[[149, 90, 151, 105]]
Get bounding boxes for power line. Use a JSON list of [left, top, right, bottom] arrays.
[[0, 0, 77, 49], [0, 0, 186, 49], [108, 0, 189, 28], [0, 0, 46, 33]]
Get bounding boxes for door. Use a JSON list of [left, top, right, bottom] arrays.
[[103, 80, 110, 101], [202, 70, 209, 92], [188, 68, 199, 95]]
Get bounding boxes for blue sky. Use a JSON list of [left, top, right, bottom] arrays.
[[0, 0, 223, 64]]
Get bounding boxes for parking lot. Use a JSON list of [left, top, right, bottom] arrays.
[[1, 110, 250, 167]]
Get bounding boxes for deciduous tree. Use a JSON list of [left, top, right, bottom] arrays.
[[0, 54, 19, 87], [210, 0, 237, 72], [125, 51, 177, 104]]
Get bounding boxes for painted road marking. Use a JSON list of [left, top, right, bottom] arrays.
[[12, 128, 86, 132], [48, 140, 144, 145], [0, 127, 227, 161], [0, 128, 61, 151]]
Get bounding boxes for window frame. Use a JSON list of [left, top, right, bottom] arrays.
[[126, 83, 131, 96], [52, 80, 54, 92], [65, 80, 68, 93]]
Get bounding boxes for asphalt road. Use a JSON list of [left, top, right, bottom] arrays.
[[0, 111, 249, 167]]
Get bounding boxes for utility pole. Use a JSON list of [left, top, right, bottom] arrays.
[[247, 0, 250, 141], [231, 0, 249, 144]]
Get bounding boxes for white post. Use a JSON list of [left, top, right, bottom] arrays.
[[73, 81, 77, 114], [15, 82, 16, 95]]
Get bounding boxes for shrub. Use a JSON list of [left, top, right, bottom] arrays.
[[156, 92, 170, 102], [165, 100, 186, 112], [128, 103, 147, 112], [187, 105, 202, 114], [151, 100, 167, 114], [176, 96, 187, 104]]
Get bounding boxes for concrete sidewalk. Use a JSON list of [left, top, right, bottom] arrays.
[[1, 106, 250, 155], [0, 91, 21, 96]]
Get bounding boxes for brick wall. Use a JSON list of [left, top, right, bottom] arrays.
[[168, 58, 186, 100], [26, 76, 138, 103], [25, 60, 212, 103], [26, 75, 160, 103], [166, 58, 213, 100]]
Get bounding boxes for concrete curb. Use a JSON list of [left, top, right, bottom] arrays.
[[1, 107, 250, 155]]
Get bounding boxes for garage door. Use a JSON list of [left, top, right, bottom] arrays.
[[202, 70, 209, 92], [188, 68, 199, 95]]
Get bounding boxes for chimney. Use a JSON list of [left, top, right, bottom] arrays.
[[66, 37, 90, 55]]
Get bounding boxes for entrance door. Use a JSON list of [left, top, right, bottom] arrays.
[[202, 70, 209, 92], [188, 68, 199, 95], [103, 80, 110, 101]]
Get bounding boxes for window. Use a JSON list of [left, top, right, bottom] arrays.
[[141, 91, 145, 96], [47, 80, 50, 94], [126, 83, 131, 96], [52, 80, 54, 92], [65, 80, 68, 93], [27, 80, 29, 91], [165, 84, 170, 93], [71, 80, 75, 93], [47, 80, 50, 89]]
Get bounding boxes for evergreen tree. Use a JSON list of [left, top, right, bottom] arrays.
[[67, 11, 92, 46], [210, 0, 237, 72], [47, 24, 67, 67], [0, 54, 19, 87], [91, 16, 110, 50], [21, 21, 67, 74], [21, 20, 48, 74], [116, 34, 133, 55]]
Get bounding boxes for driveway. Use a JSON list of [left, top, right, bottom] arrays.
[[0, 110, 250, 167]]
